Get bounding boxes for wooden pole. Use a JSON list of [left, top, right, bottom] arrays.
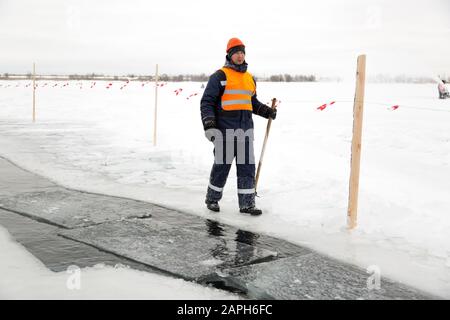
[[347, 55, 366, 229], [255, 98, 277, 193], [153, 64, 159, 146], [32, 62, 36, 122]]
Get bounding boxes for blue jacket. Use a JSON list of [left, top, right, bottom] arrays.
[[200, 67, 272, 132]]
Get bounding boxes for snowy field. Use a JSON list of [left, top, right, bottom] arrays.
[[0, 79, 449, 298]]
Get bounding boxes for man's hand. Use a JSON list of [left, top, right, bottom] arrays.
[[203, 119, 218, 142], [268, 108, 277, 120], [205, 131, 216, 142], [203, 119, 216, 130]]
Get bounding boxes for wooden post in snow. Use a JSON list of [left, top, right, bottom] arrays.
[[153, 64, 159, 146], [32, 62, 36, 122], [347, 54, 366, 229]]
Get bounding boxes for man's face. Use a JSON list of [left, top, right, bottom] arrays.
[[231, 51, 245, 65]]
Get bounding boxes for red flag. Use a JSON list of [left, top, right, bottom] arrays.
[[317, 101, 336, 111]]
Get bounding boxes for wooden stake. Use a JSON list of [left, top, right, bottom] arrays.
[[347, 55, 366, 229], [32, 62, 36, 122], [153, 64, 159, 146], [255, 98, 277, 193]]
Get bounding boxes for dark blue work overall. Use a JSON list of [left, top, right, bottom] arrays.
[[200, 61, 273, 208]]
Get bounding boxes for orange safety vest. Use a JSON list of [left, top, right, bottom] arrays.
[[220, 67, 256, 111]]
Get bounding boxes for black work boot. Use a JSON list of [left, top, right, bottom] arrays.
[[240, 207, 262, 216], [205, 200, 220, 212]]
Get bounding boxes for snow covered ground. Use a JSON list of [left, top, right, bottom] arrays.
[[0, 225, 239, 299], [0, 79, 449, 298]]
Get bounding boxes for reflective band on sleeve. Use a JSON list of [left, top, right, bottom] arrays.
[[237, 188, 255, 194], [220, 81, 227, 86], [221, 100, 252, 106], [224, 89, 253, 95], [208, 183, 223, 192]]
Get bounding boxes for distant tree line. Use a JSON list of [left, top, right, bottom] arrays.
[[0, 72, 317, 82], [158, 73, 317, 82], [368, 74, 448, 84], [2, 72, 448, 83], [264, 74, 316, 82], [158, 74, 210, 82]]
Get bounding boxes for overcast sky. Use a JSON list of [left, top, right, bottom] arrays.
[[1, 0, 449, 78]]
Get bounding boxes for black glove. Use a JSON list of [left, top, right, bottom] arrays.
[[203, 119, 217, 142], [203, 119, 216, 131], [269, 108, 277, 120]]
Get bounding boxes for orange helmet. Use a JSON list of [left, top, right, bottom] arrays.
[[226, 37, 245, 53]]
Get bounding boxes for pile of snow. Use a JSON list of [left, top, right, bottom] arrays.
[[0, 225, 238, 299], [0, 80, 449, 298]]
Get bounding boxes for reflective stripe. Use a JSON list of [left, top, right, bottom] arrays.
[[237, 188, 255, 194], [220, 67, 255, 112], [220, 81, 227, 86], [221, 100, 251, 106], [224, 89, 253, 95], [208, 183, 223, 192]]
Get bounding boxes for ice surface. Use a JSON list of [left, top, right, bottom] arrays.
[[220, 254, 433, 300], [0, 187, 156, 228], [59, 219, 277, 280]]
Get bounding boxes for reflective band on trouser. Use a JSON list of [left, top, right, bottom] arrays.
[[208, 183, 223, 193], [237, 188, 255, 194], [220, 81, 227, 86]]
